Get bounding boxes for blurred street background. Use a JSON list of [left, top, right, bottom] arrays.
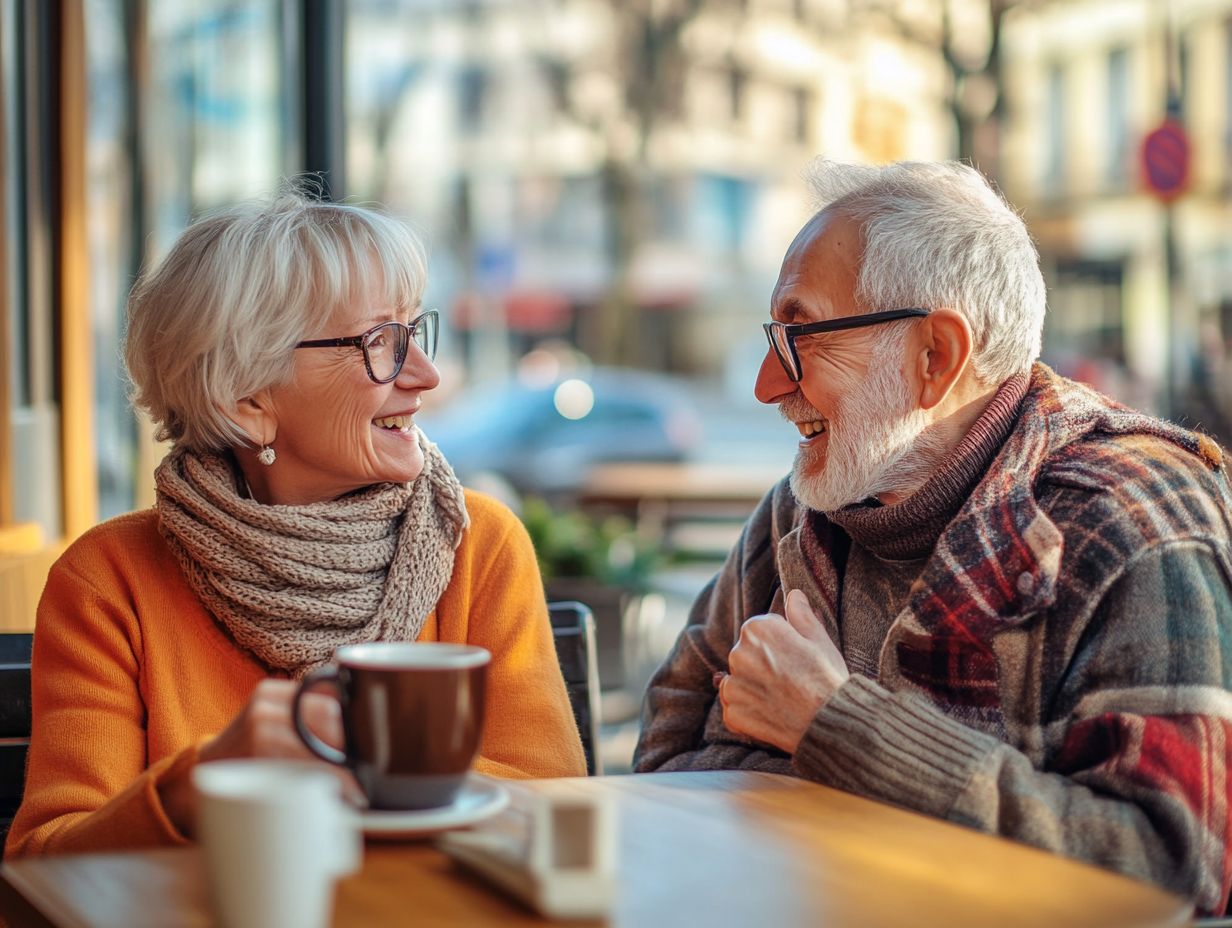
[[5, 0, 1232, 770]]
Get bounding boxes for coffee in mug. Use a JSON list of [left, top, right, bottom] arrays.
[[293, 642, 490, 810]]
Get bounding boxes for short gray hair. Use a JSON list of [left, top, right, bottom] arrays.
[[804, 160, 1046, 384], [125, 186, 428, 451]]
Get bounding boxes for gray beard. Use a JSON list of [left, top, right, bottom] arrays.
[[786, 353, 948, 513]]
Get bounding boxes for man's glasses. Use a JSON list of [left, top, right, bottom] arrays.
[[295, 309, 439, 385], [763, 307, 930, 383]]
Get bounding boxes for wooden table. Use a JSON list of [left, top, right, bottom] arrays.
[[579, 462, 782, 517], [578, 462, 783, 557], [0, 772, 1193, 928]]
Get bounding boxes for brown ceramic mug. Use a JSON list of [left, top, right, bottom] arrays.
[[292, 642, 490, 810]]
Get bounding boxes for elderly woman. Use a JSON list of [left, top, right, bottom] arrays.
[[5, 191, 586, 857]]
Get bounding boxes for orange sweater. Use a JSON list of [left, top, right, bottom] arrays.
[[5, 490, 586, 857]]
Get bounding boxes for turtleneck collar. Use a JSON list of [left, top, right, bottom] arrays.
[[825, 372, 1030, 561]]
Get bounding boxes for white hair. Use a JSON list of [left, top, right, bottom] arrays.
[[804, 160, 1046, 384], [124, 185, 428, 452]]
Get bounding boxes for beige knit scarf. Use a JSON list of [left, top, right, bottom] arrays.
[[154, 437, 469, 678]]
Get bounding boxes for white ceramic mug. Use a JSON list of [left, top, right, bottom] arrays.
[[193, 759, 362, 928]]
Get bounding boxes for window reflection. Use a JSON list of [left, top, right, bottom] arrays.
[[83, 0, 288, 514], [84, 0, 136, 518], [145, 1, 286, 252]]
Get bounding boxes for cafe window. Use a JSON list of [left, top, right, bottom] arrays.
[[93, 0, 290, 512], [1105, 47, 1129, 188], [3, 2, 61, 540], [1043, 259, 1127, 383], [143, 2, 289, 252], [458, 66, 489, 131], [84, 0, 138, 519], [1225, 19, 1232, 159], [1044, 61, 1066, 195], [729, 65, 747, 122], [4, 0, 296, 536], [792, 85, 812, 145]]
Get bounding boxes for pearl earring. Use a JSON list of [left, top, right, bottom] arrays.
[[257, 445, 276, 466]]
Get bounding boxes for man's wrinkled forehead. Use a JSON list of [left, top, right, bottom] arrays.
[[787, 207, 862, 258], [772, 209, 865, 322]]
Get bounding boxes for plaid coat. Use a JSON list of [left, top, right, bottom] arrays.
[[634, 363, 1232, 914]]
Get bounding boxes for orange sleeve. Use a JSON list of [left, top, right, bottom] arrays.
[[4, 557, 191, 858], [463, 504, 587, 780]]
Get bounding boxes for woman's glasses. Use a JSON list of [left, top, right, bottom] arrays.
[[295, 309, 439, 384]]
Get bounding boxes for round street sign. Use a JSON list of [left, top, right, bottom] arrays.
[[1140, 119, 1191, 201]]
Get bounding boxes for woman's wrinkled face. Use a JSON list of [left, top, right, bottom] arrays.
[[259, 295, 440, 505]]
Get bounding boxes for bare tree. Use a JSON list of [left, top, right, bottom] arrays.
[[539, 0, 708, 365], [852, 0, 1022, 177], [356, 0, 717, 367]]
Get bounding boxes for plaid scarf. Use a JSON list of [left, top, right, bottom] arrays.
[[636, 363, 1232, 914]]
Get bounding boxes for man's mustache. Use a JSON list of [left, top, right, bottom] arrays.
[[777, 395, 826, 423]]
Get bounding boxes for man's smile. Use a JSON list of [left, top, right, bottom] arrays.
[[796, 419, 828, 442]]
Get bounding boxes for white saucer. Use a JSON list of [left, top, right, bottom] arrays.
[[356, 778, 511, 840]]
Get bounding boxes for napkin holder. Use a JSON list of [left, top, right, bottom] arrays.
[[438, 786, 617, 919]]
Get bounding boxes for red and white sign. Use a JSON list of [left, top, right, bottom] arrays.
[[1140, 119, 1191, 201]]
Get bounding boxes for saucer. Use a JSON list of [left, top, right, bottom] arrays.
[[356, 778, 511, 840]]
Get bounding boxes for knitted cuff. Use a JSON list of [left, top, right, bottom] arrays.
[[792, 674, 996, 820], [145, 742, 202, 845]]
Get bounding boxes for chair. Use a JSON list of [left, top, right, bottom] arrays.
[[0, 632, 32, 845], [548, 602, 602, 776]]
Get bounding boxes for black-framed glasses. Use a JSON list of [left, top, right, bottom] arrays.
[[295, 309, 439, 384], [763, 307, 930, 383]]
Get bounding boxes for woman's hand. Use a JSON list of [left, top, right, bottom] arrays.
[[199, 679, 343, 763], [158, 679, 360, 837]]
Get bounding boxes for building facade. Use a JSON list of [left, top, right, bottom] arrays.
[[1001, 0, 1232, 425], [346, 0, 953, 380]]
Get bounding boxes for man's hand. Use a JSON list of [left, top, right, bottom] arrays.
[[717, 589, 850, 754]]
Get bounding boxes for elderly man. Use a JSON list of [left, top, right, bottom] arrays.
[[633, 160, 1232, 914]]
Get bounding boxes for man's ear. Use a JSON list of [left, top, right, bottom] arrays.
[[223, 390, 278, 447], [912, 309, 973, 411]]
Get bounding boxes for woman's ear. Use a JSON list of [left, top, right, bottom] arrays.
[[223, 390, 278, 447], [912, 309, 973, 411]]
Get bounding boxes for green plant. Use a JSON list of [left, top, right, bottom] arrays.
[[521, 497, 661, 590]]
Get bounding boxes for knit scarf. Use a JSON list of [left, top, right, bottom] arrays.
[[154, 437, 469, 678]]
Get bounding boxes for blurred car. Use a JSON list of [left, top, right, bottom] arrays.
[[419, 368, 704, 496]]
